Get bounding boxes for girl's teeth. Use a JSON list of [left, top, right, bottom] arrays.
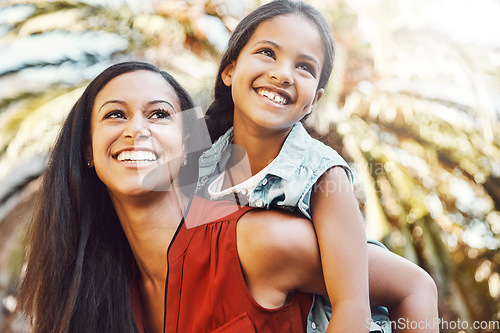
[[258, 89, 287, 105]]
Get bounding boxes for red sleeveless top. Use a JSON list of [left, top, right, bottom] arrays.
[[132, 196, 312, 332]]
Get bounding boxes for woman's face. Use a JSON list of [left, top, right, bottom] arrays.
[[89, 70, 185, 197]]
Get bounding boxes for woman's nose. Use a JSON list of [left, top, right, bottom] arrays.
[[124, 115, 151, 140]]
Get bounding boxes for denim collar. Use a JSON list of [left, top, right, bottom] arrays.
[[198, 122, 309, 181], [266, 122, 309, 181], [198, 126, 234, 178]]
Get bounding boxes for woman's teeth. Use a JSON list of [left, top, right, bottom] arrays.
[[257, 88, 288, 105], [116, 151, 157, 163]]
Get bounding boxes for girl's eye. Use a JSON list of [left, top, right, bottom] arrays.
[[297, 63, 316, 76], [257, 48, 275, 59], [150, 109, 172, 120], [104, 110, 125, 119]]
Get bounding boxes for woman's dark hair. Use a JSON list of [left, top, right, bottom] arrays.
[[17, 61, 196, 332], [205, 0, 335, 141]]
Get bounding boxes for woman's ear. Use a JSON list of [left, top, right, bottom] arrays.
[[221, 62, 236, 87], [85, 145, 94, 168], [182, 142, 188, 165]]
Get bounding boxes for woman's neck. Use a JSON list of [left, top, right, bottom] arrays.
[[110, 189, 187, 284], [111, 189, 187, 333]]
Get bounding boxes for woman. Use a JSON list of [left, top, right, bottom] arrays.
[[18, 61, 198, 332], [17, 61, 327, 332]]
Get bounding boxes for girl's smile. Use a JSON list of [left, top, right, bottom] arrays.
[[255, 86, 292, 105], [222, 14, 325, 135]]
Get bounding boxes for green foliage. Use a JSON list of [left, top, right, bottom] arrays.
[[0, 0, 499, 330]]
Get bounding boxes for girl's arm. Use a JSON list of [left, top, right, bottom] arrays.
[[237, 190, 439, 333], [310, 166, 371, 333], [368, 244, 439, 333]]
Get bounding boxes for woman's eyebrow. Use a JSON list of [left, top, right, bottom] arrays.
[[99, 100, 125, 112], [98, 99, 176, 112], [149, 100, 175, 111]]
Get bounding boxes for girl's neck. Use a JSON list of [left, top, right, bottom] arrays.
[[232, 123, 291, 175]]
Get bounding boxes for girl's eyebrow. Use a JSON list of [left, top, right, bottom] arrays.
[[98, 99, 175, 112], [253, 39, 281, 50], [300, 54, 320, 68], [253, 39, 320, 68]]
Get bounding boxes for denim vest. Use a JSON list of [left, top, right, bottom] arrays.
[[196, 122, 389, 333], [196, 122, 352, 218]]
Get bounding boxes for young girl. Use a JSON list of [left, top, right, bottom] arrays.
[[196, 0, 439, 332]]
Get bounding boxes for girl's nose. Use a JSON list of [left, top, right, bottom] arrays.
[[269, 61, 293, 86]]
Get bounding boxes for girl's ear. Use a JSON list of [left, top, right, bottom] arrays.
[[312, 88, 324, 107], [306, 88, 324, 116], [221, 62, 236, 87]]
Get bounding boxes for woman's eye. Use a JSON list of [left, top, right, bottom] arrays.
[[150, 109, 172, 120], [104, 110, 125, 119], [257, 48, 275, 58]]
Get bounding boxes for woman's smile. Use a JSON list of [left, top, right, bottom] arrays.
[[113, 148, 159, 166], [90, 70, 185, 196]]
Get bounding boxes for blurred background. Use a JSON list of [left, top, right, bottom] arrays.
[[0, 0, 499, 332]]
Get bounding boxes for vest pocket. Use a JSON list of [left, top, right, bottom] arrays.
[[211, 312, 256, 333]]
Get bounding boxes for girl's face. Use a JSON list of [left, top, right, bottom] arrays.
[[222, 14, 325, 135], [89, 70, 185, 197]]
